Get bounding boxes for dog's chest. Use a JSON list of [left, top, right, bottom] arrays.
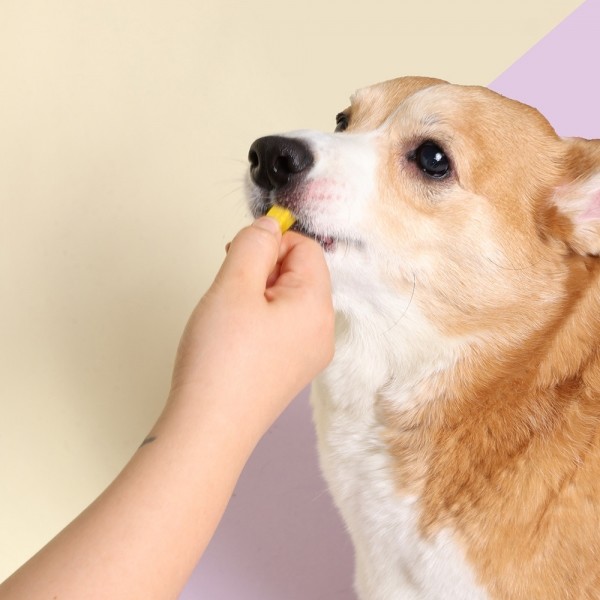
[[310, 332, 487, 599]]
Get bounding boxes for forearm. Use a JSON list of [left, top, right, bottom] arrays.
[[0, 388, 258, 600]]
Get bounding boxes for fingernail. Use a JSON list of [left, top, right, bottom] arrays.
[[253, 216, 281, 235]]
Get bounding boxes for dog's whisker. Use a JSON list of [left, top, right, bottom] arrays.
[[382, 272, 416, 336], [484, 255, 545, 272], [216, 185, 244, 202]]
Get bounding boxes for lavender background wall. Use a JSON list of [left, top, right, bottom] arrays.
[[490, 0, 600, 138], [181, 1, 600, 597]]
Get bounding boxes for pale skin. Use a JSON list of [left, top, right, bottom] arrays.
[[0, 216, 334, 600]]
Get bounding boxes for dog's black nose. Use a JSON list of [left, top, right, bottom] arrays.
[[248, 136, 313, 191]]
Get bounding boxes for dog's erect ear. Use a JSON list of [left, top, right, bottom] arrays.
[[552, 138, 600, 256]]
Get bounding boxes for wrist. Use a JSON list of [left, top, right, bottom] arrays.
[[157, 384, 266, 460]]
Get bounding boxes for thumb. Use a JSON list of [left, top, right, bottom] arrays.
[[216, 217, 282, 294]]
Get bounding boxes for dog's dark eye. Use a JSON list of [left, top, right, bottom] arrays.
[[335, 112, 349, 132], [412, 142, 450, 178]]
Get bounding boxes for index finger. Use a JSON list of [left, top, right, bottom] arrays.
[[275, 231, 331, 291]]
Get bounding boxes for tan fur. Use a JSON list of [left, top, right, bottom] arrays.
[[346, 78, 600, 599]]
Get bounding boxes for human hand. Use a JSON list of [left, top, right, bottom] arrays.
[[168, 216, 334, 443]]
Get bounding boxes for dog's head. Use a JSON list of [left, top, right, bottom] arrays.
[[246, 77, 600, 353]]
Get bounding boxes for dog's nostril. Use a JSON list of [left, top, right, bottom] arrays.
[[248, 149, 259, 169], [273, 155, 292, 175]]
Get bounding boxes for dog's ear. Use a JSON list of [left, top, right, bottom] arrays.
[[552, 138, 600, 256]]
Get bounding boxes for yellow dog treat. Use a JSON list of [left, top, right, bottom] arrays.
[[267, 205, 296, 233]]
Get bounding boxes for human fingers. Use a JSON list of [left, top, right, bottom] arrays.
[[215, 217, 282, 295], [266, 232, 335, 368], [269, 231, 331, 293]]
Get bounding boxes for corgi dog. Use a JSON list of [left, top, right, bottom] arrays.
[[246, 76, 600, 600]]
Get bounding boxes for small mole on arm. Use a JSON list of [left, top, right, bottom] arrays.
[[139, 435, 157, 448]]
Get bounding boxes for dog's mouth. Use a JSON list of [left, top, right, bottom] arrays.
[[254, 199, 340, 251], [289, 221, 338, 252], [252, 192, 363, 253]]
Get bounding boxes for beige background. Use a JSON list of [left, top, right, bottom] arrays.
[[0, 0, 583, 580]]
